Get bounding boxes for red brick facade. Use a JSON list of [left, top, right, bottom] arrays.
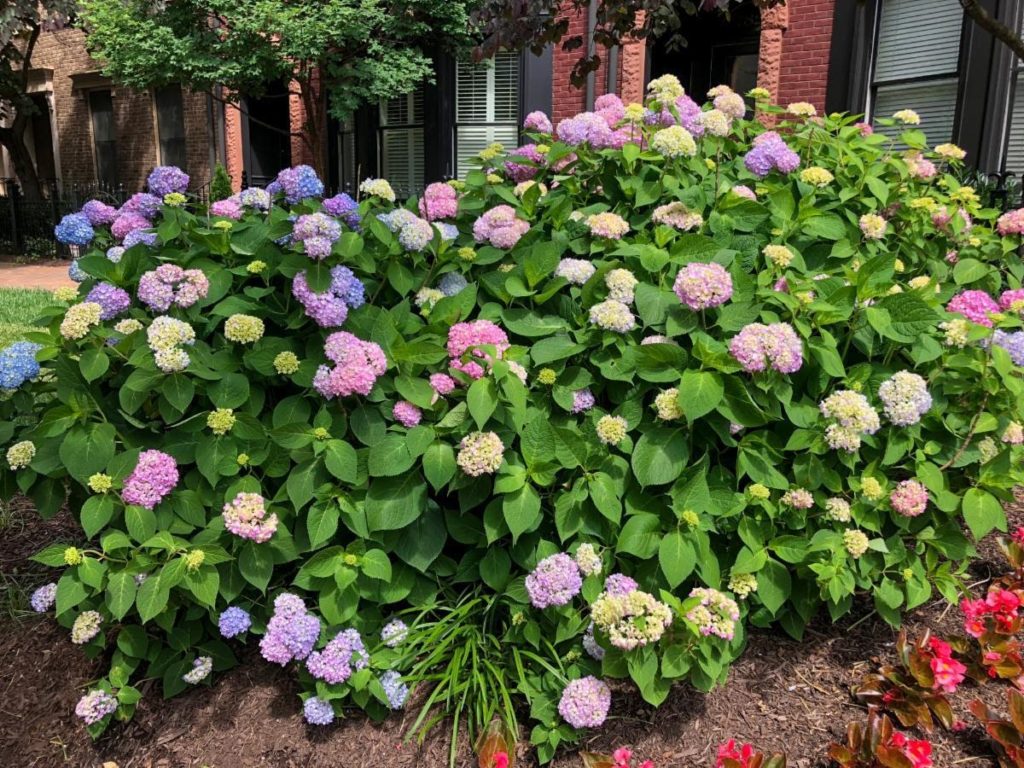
[[6, 27, 215, 192]]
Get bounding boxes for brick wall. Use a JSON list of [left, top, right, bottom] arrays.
[[27, 27, 214, 192], [774, 0, 835, 112]]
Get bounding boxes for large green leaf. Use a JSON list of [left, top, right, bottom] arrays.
[[631, 428, 688, 486], [365, 473, 428, 532]]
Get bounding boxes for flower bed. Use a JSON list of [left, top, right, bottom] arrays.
[[3, 77, 1024, 761]]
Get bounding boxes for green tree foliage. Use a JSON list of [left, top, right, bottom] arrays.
[[209, 163, 233, 202], [78, 0, 479, 175]]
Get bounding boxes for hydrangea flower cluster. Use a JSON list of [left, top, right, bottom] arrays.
[[654, 388, 683, 420], [260, 593, 321, 664], [824, 497, 851, 522], [291, 265, 366, 327], [947, 290, 1000, 326], [392, 400, 422, 428], [651, 125, 697, 158], [84, 282, 131, 320], [75, 690, 118, 725], [591, 589, 673, 650], [0, 341, 41, 388], [307, 628, 368, 684], [596, 415, 628, 446], [122, 449, 178, 509], [673, 262, 733, 310], [60, 302, 103, 340], [782, 489, 814, 509], [994, 330, 1024, 366], [1000, 288, 1024, 314], [447, 320, 509, 379], [267, 165, 323, 203], [381, 618, 408, 648], [523, 110, 553, 133], [54, 213, 95, 246], [504, 144, 544, 182], [457, 431, 504, 476], [890, 479, 929, 517], [303, 696, 335, 725], [111, 211, 151, 241], [589, 299, 637, 332], [223, 492, 278, 542], [605, 269, 638, 303], [997, 208, 1024, 236], [473, 205, 530, 249], [6, 440, 35, 469], [743, 132, 800, 178], [81, 199, 118, 226], [218, 606, 252, 638], [556, 258, 596, 285], [30, 582, 57, 612], [571, 388, 596, 414], [146, 316, 196, 372], [684, 587, 740, 641], [321, 192, 360, 229], [728, 323, 803, 374], [604, 573, 640, 596], [147, 165, 190, 196], [526, 553, 583, 608], [843, 529, 870, 558], [380, 670, 409, 710], [313, 332, 386, 399], [878, 371, 932, 425], [558, 676, 611, 729], [182, 656, 213, 684], [574, 543, 602, 576], [586, 212, 630, 239], [138, 265, 210, 311], [651, 201, 703, 231], [292, 212, 341, 260], [359, 177, 396, 202], [71, 610, 103, 644], [438, 272, 468, 297], [820, 390, 881, 452]]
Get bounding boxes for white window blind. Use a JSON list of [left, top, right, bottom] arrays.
[[871, 0, 963, 143], [1006, 74, 1024, 174], [455, 52, 520, 179], [379, 88, 424, 198]]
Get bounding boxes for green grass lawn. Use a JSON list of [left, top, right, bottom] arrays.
[[0, 287, 56, 346]]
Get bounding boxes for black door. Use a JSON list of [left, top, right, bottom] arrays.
[[243, 81, 292, 186]]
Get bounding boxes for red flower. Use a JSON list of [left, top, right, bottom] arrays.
[[1011, 526, 1024, 545], [716, 740, 755, 768], [613, 747, 633, 767], [493, 751, 509, 768], [905, 739, 933, 768], [930, 655, 966, 693]]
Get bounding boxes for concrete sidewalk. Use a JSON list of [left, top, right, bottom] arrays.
[[0, 262, 73, 290]]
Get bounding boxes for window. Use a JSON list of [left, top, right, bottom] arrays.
[[379, 88, 425, 198], [337, 117, 357, 193], [154, 84, 187, 170], [455, 52, 520, 179], [870, 0, 963, 143], [88, 89, 118, 187]]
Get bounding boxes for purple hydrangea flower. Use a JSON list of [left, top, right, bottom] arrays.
[[81, 200, 118, 227], [525, 553, 582, 608], [380, 670, 409, 710], [558, 676, 611, 729], [523, 110, 553, 133], [75, 690, 118, 725], [260, 593, 321, 665], [30, 582, 57, 612], [218, 606, 252, 638], [306, 628, 368, 684], [106, 246, 125, 263], [121, 193, 162, 220], [293, 212, 341, 260], [291, 265, 365, 327], [603, 573, 639, 596], [147, 166, 190, 196], [744, 132, 800, 178], [673, 262, 733, 310], [994, 329, 1024, 365], [85, 282, 131, 320], [111, 212, 151, 241], [323, 192, 361, 228], [123, 229, 157, 249], [571, 388, 595, 414], [239, 187, 271, 211], [54, 213, 94, 246], [121, 450, 179, 509]]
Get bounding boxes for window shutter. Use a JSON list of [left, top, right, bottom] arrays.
[[874, 79, 959, 143], [874, 0, 963, 83], [1005, 74, 1024, 174], [380, 88, 425, 197], [455, 52, 520, 179]]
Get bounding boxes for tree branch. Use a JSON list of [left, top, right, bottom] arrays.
[[959, 0, 1024, 61]]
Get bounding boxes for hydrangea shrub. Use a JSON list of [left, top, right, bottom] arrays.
[[4, 80, 1024, 758]]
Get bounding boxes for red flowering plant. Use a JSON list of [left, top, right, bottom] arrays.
[[995, 527, 1024, 587], [970, 688, 1024, 767], [853, 629, 964, 731], [580, 747, 655, 768], [954, 585, 1024, 685], [715, 739, 786, 768], [476, 718, 516, 768], [828, 708, 933, 768]]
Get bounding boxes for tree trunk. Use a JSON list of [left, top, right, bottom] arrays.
[[0, 116, 43, 201], [299, 76, 329, 181]]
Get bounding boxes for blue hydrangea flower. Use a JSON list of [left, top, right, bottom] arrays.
[[438, 273, 468, 297], [68, 259, 87, 283], [147, 166, 190, 196], [55, 213, 94, 246], [323, 192, 361, 229], [331, 266, 366, 308], [218, 606, 252, 638], [106, 246, 125, 263], [434, 222, 459, 242], [379, 670, 409, 710], [303, 696, 335, 725], [0, 342, 42, 389], [994, 329, 1024, 366], [269, 165, 324, 204], [123, 229, 157, 249]]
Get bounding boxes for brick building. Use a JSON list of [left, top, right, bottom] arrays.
[[5, 0, 1024, 198]]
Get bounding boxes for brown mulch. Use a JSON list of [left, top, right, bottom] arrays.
[[1, 499, 1022, 768]]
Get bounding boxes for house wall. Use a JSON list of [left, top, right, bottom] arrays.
[[6, 27, 214, 192], [771, 0, 836, 112]]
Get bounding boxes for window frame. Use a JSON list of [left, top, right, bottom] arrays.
[[453, 51, 523, 181], [153, 84, 188, 171], [87, 88, 118, 189]]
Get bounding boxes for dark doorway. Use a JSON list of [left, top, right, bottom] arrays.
[[242, 81, 292, 187], [28, 93, 56, 182], [648, 4, 761, 100]]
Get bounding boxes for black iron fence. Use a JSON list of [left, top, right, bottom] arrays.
[[0, 178, 214, 259]]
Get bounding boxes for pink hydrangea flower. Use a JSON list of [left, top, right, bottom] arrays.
[[947, 290, 1000, 326], [673, 262, 733, 310], [223, 492, 278, 542], [890, 479, 928, 517], [728, 323, 803, 374], [473, 205, 530, 249], [429, 373, 456, 395], [122, 450, 178, 509], [504, 144, 544, 183], [447, 320, 509, 379], [997, 208, 1024, 236], [313, 332, 387, 398], [392, 400, 422, 427], [418, 182, 459, 221]]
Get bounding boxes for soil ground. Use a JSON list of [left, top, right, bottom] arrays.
[[1, 495, 1021, 768]]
